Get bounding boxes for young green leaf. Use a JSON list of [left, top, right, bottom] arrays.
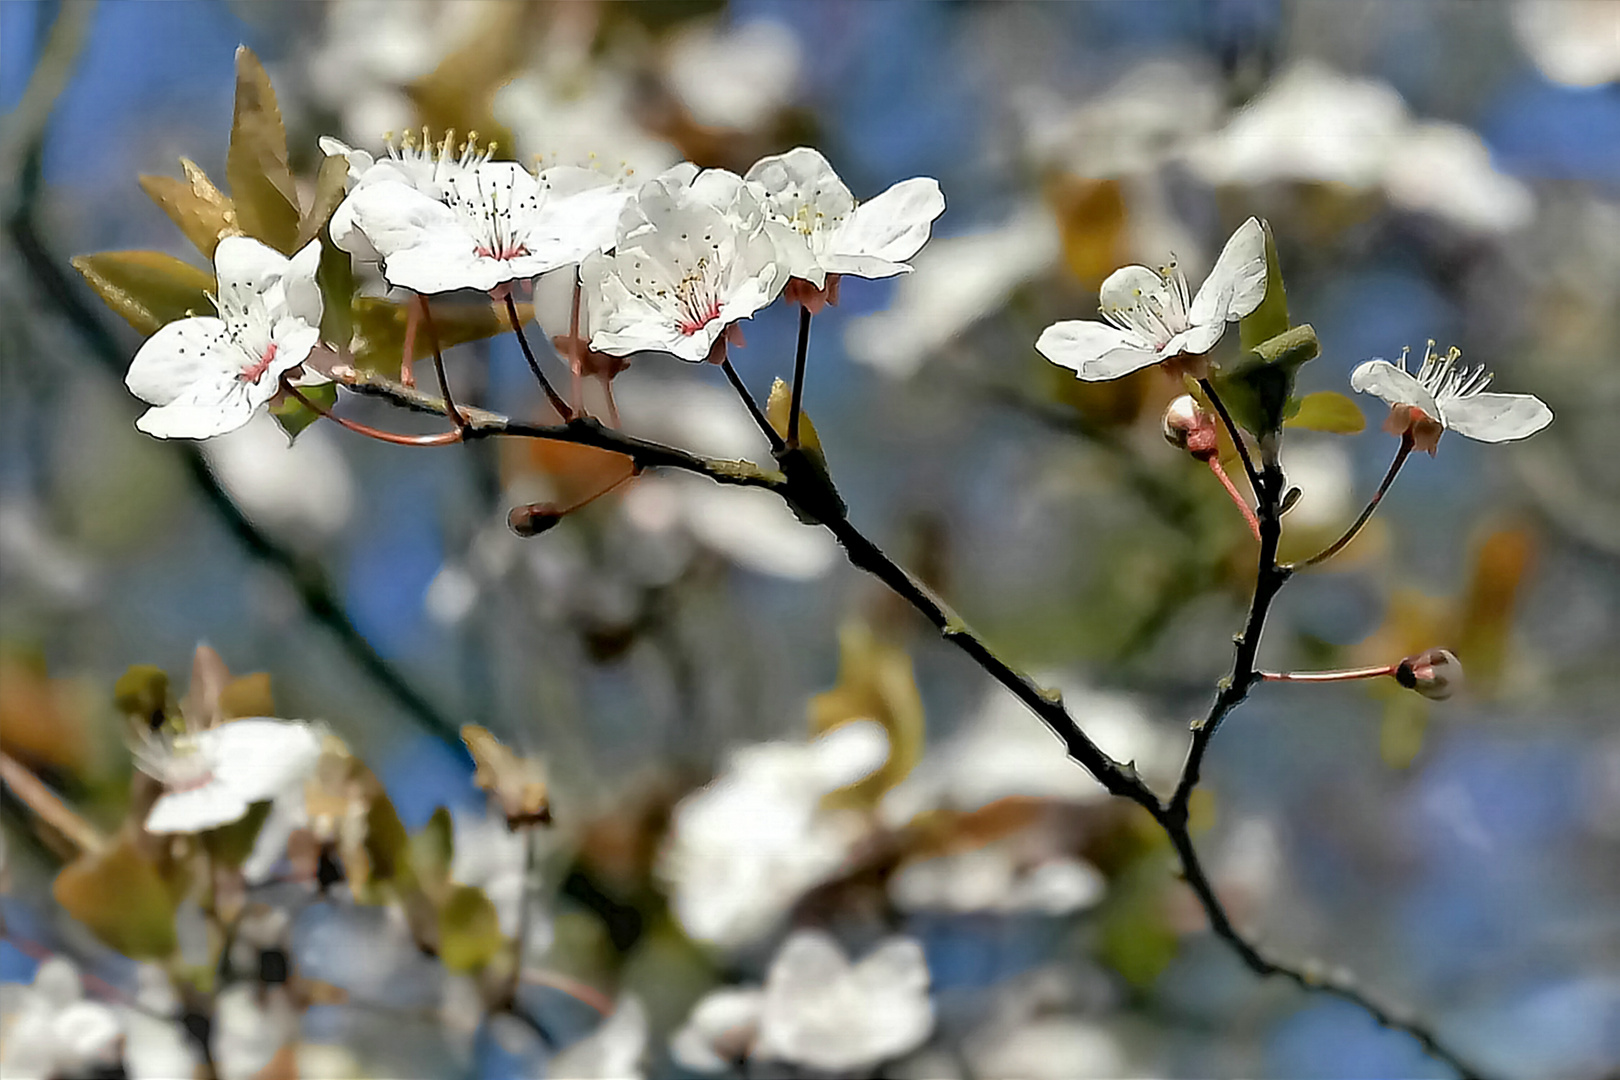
[[1285, 391, 1366, 434], [350, 297, 526, 373], [269, 383, 336, 441], [70, 251, 214, 336]]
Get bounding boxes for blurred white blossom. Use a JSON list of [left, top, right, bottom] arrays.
[[136, 718, 323, 835], [202, 411, 355, 542], [1513, 0, 1620, 87], [1350, 341, 1553, 453], [660, 721, 888, 949], [890, 844, 1106, 916], [845, 204, 1061, 377], [665, 19, 803, 132], [547, 996, 647, 1080], [0, 958, 124, 1080]]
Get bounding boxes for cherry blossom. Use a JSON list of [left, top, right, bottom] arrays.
[[124, 236, 323, 439], [133, 718, 323, 834], [0, 958, 124, 1080], [745, 147, 944, 306], [333, 150, 632, 295], [582, 166, 784, 363], [322, 130, 493, 262], [1349, 341, 1553, 454], [1036, 216, 1267, 381]]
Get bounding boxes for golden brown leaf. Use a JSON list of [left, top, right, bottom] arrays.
[[227, 46, 301, 253], [462, 725, 550, 827], [70, 251, 214, 336], [138, 158, 240, 258]]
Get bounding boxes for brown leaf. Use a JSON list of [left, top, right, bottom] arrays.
[[138, 158, 240, 258], [227, 46, 301, 253], [349, 297, 530, 373], [404, 1, 533, 154], [462, 725, 550, 827], [296, 155, 350, 249], [54, 833, 182, 959], [809, 623, 924, 809]]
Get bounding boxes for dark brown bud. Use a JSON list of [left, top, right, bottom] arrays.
[[1163, 395, 1220, 459], [508, 503, 566, 537], [1395, 648, 1461, 701]]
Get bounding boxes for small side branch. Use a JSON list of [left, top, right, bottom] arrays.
[[720, 356, 786, 453], [788, 306, 813, 447], [1199, 378, 1263, 496], [504, 292, 574, 421]]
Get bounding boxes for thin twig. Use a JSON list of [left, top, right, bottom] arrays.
[[1293, 432, 1414, 570], [504, 292, 573, 421], [1261, 664, 1397, 683], [787, 306, 813, 447], [720, 356, 785, 453]]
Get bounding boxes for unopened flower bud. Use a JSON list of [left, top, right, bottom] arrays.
[[1163, 395, 1219, 459], [1395, 648, 1461, 701], [508, 503, 566, 537]]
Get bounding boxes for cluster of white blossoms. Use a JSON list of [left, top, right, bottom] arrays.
[[123, 136, 943, 439]]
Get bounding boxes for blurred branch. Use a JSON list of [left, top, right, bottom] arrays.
[[6, 160, 465, 752]]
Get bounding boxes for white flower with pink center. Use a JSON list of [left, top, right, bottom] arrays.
[[745, 146, 945, 290], [322, 130, 493, 262], [582, 166, 784, 363], [133, 717, 322, 835], [125, 236, 323, 439], [334, 152, 632, 295], [1036, 217, 1268, 381]]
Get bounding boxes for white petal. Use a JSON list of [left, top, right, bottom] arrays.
[[212, 236, 294, 308], [146, 784, 250, 834], [1187, 216, 1268, 328], [746, 147, 855, 219], [126, 317, 232, 408], [283, 239, 325, 330], [1162, 318, 1227, 359], [807, 720, 889, 789], [1438, 391, 1553, 443], [829, 177, 945, 274], [1349, 359, 1438, 416], [1036, 320, 1160, 381], [671, 988, 764, 1074], [203, 719, 323, 804]]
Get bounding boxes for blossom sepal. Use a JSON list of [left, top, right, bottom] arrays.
[[1212, 322, 1322, 437]]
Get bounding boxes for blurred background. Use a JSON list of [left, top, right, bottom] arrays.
[[3, 1, 1619, 1077]]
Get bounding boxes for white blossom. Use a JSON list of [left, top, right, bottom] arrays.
[[659, 721, 887, 949], [134, 718, 323, 834], [583, 166, 784, 363], [0, 958, 124, 1080], [845, 204, 1060, 377], [322, 131, 493, 262], [1036, 217, 1267, 381], [125, 237, 323, 439], [665, 19, 803, 132], [889, 845, 1106, 917], [753, 930, 934, 1075], [672, 931, 935, 1077], [745, 146, 945, 288], [1513, 0, 1620, 87], [547, 996, 647, 1080], [336, 154, 631, 295], [1350, 341, 1553, 453]]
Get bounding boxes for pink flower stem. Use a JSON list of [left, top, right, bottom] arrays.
[[1293, 431, 1414, 570], [1260, 664, 1398, 684], [280, 376, 463, 447], [503, 292, 574, 422], [419, 295, 467, 431], [1207, 456, 1262, 541]]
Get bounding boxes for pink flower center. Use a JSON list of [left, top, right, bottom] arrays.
[[240, 341, 277, 383], [476, 241, 531, 261], [676, 259, 724, 336]]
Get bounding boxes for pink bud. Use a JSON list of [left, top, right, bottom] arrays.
[[1395, 648, 1462, 701], [1163, 395, 1220, 459], [508, 503, 566, 537]]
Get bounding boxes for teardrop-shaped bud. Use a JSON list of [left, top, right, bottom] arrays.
[[1395, 648, 1462, 701]]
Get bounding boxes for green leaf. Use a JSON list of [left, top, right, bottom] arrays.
[[1212, 324, 1321, 438], [350, 297, 525, 374], [202, 800, 272, 868], [1238, 219, 1288, 354], [362, 784, 414, 895], [113, 664, 170, 722], [71, 251, 214, 336], [437, 884, 507, 972], [139, 159, 239, 259], [412, 806, 455, 898], [54, 836, 182, 960], [269, 382, 335, 441], [318, 237, 356, 347], [297, 155, 350, 249], [226, 46, 301, 253], [1285, 391, 1366, 434]]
